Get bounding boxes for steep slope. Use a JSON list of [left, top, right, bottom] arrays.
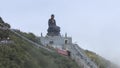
[[0, 29, 119, 68], [0, 18, 118, 68], [85, 50, 119, 68], [0, 30, 80, 68]]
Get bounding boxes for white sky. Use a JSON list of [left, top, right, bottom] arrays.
[[0, 0, 120, 66]]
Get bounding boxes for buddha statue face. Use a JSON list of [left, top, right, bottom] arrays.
[[51, 14, 54, 19]]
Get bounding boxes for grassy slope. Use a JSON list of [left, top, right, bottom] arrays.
[[0, 29, 118, 68], [85, 50, 118, 68], [0, 30, 79, 68]]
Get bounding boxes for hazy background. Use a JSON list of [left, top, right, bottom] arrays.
[[0, 0, 120, 66]]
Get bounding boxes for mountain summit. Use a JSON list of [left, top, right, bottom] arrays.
[[0, 17, 118, 68]]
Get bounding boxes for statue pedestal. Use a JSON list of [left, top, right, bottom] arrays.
[[47, 32, 60, 36], [47, 26, 60, 36]]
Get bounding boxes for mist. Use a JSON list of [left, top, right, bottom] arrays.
[[0, 0, 120, 67]]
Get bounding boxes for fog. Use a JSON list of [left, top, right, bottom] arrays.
[[0, 0, 120, 67]]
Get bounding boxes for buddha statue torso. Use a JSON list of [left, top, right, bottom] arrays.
[[47, 15, 60, 36]]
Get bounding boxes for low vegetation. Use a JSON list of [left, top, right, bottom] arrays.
[[0, 30, 80, 68], [85, 50, 118, 68]]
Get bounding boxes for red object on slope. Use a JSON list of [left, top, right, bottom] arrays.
[[56, 49, 68, 56]]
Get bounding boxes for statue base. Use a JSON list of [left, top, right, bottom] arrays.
[[47, 32, 60, 36]]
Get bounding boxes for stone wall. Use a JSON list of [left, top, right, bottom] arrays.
[[40, 36, 72, 49]]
